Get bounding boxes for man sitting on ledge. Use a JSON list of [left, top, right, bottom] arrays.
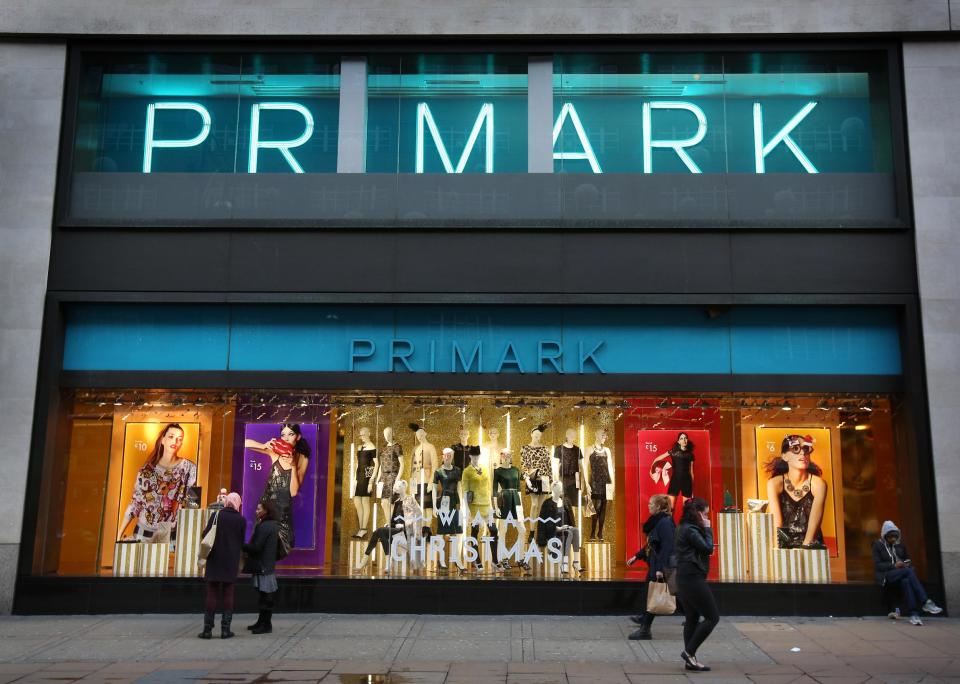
[[873, 520, 942, 625]]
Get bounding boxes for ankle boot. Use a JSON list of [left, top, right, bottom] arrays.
[[247, 610, 264, 631], [198, 612, 214, 639], [221, 612, 235, 639], [252, 610, 273, 634]]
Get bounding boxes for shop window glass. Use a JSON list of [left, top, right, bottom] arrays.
[[367, 54, 528, 173], [72, 52, 340, 175], [33, 390, 921, 587]]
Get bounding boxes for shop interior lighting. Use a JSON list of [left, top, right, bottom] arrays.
[[657, 399, 670, 409], [817, 399, 831, 411], [861, 401, 873, 412], [679, 401, 691, 410], [781, 399, 793, 411], [112, 396, 124, 406]]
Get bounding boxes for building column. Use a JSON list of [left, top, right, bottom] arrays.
[[337, 56, 368, 173], [904, 41, 960, 612], [0, 42, 66, 613]]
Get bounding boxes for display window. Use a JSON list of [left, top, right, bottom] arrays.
[[32, 390, 921, 586]]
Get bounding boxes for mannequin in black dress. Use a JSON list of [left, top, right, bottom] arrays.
[[553, 428, 591, 507], [352, 427, 377, 539]]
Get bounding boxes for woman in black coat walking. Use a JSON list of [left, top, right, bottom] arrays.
[[675, 497, 717, 672], [627, 494, 675, 640], [243, 500, 281, 634], [199, 492, 247, 639]]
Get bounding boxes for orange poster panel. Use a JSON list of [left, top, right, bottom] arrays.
[[754, 427, 837, 556], [116, 422, 201, 541]]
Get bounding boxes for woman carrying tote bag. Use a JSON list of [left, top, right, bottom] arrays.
[[627, 494, 676, 640], [198, 492, 246, 640]]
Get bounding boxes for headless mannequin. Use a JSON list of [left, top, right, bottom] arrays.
[[411, 428, 438, 511], [352, 427, 377, 538], [549, 480, 583, 574], [482, 427, 501, 471], [357, 479, 417, 571], [493, 448, 527, 572], [377, 427, 404, 523], [433, 448, 465, 571], [523, 427, 550, 545], [554, 428, 592, 506], [464, 450, 498, 570], [588, 429, 614, 541]]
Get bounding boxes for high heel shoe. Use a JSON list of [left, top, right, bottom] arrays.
[[572, 561, 584, 574], [561, 560, 569, 574], [356, 555, 370, 571]]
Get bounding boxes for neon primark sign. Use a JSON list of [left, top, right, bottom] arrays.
[[141, 99, 820, 174]]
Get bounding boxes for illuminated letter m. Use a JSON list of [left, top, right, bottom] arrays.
[[416, 102, 494, 173]]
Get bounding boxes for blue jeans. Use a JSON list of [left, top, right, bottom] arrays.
[[885, 567, 928, 614]]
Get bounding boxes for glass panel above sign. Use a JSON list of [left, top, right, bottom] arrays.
[[366, 54, 529, 173], [72, 53, 340, 175], [553, 51, 892, 175]]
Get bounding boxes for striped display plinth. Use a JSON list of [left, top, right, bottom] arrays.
[[173, 508, 209, 577], [583, 541, 611, 579], [113, 541, 142, 577], [745, 512, 776, 582], [139, 542, 171, 577], [717, 512, 747, 582], [774, 547, 831, 584]]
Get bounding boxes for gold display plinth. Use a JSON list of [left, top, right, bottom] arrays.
[[774, 547, 831, 584], [717, 512, 747, 582], [113, 542, 141, 577], [583, 541, 611, 579], [139, 542, 170, 577], [173, 508, 210, 577], [745, 512, 775, 582]]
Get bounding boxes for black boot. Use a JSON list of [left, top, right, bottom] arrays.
[[197, 612, 214, 639], [628, 613, 653, 640], [252, 610, 272, 634], [247, 610, 264, 631], [221, 612, 235, 639]]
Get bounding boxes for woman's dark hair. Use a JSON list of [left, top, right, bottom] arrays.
[[258, 499, 281, 521], [670, 432, 694, 456], [146, 423, 184, 467], [765, 436, 822, 477], [680, 497, 709, 526], [282, 423, 311, 469]]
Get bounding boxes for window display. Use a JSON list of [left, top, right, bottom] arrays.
[[31, 389, 919, 588]]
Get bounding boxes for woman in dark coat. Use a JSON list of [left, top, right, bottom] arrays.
[[243, 500, 281, 634], [198, 492, 246, 640], [675, 497, 716, 672], [627, 494, 676, 640]]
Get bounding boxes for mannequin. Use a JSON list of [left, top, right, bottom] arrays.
[[553, 428, 591, 508], [492, 448, 528, 573], [536, 481, 584, 574], [433, 447, 465, 572], [462, 450, 498, 571], [376, 426, 404, 523], [521, 423, 551, 545], [409, 423, 438, 512], [356, 479, 423, 572], [450, 429, 481, 471], [352, 427, 378, 539], [481, 427, 502, 471], [587, 429, 614, 541]]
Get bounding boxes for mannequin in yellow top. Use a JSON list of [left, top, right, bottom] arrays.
[[462, 450, 497, 571]]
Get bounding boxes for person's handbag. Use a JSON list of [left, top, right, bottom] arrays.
[[664, 567, 679, 595], [646, 580, 676, 615], [198, 511, 219, 561]]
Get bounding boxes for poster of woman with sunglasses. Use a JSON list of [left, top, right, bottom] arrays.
[[763, 433, 830, 550]]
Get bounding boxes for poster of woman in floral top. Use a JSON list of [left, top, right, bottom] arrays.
[[118, 422, 198, 543]]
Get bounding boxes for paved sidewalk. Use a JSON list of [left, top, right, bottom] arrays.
[[0, 613, 958, 683]]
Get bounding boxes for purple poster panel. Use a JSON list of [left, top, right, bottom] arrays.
[[240, 422, 329, 567]]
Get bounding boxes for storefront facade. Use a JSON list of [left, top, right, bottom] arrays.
[[1, 6, 958, 615]]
